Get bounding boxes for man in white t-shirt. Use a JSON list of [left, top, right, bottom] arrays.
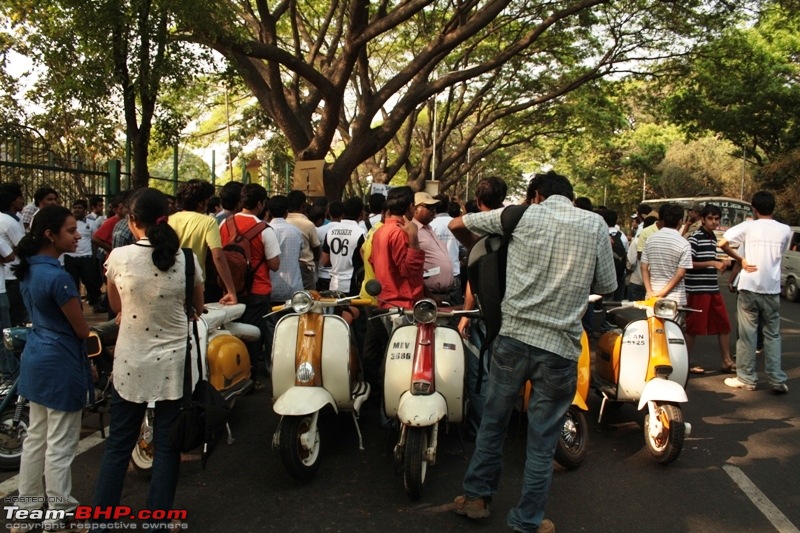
[[321, 198, 366, 296], [428, 195, 461, 292], [64, 199, 104, 310], [313, 201, 342, 292], [0, 184, 27, 326], [0, 238, 16, 381], [720, 191, 792, 394]]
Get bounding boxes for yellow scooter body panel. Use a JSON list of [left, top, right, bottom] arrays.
[[207, 334, 251, 392]]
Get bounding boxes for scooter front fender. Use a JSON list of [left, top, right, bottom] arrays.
[[637, 378, 688, 410], [397, 391, 447, 427], [273, 386, 338, 416], [571, 391, 589, 412]]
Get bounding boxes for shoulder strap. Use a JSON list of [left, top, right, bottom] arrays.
[[224, 216, 240, 241], [241, 220, 268, 241], [181, 248, 196, 404], [500, 205, 528, 241]]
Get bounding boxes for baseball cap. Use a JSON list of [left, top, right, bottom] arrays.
[[689, 202, 704, 212], [415, 192, 440, 206]]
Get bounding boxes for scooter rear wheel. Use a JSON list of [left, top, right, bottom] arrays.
[[280, 414, 322, 481], [555, 406, 588, 469], [403, 427, 428, 500], [644, 402, 684, 465], [0, 406, 29, 471]]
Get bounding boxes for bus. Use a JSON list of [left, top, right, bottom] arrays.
[[643, 196, 754, 258]]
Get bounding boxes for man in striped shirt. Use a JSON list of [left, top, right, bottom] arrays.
[[641, 203, 693, 307], [685, 204, 735, 373]]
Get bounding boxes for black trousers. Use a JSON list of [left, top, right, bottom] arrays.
[[5, 279, 29, 326], [64, 255, 103, 305]]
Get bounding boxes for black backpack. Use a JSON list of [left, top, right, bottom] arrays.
[[466, 205, 528, 390]]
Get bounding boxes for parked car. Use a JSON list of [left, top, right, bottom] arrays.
[[781, 226, 800, 302]]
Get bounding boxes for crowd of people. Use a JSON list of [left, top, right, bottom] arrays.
[[0, 175, 793, 533]]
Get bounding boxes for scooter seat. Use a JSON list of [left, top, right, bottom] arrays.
[[608, 307, 647, 329], [203, 303, 246, 330], [225, 322, 261, 343]]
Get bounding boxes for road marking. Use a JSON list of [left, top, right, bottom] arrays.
[[723, 464, 799, 533], [0, 427, 108, 499]]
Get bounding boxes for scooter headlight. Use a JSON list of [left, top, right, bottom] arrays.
[[412, 299, 438, 324], [296, 362, 315, 383], [290, 291, 314, 314], [653, 299, 678, 319]]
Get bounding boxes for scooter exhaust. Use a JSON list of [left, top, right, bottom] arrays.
[[684, 422, 692, 436]]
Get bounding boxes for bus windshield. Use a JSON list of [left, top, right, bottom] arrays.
[[643, 197, 753, 232]]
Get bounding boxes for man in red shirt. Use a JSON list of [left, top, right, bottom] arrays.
[[363, 186, 425, 403], [369, 186, 425, 308]]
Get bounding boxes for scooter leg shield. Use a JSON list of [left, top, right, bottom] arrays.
[[637, 379, 688, 411], [396, 392, 447, 427], [274, 386, 338, 416]]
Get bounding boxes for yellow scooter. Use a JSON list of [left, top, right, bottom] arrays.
[[522, 330, 591, 469], [592, 297, 695, 464]]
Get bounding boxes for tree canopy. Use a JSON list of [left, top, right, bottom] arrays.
[[175, 0, 746, 198]]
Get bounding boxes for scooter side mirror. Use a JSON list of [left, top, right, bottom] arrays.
[[365, 279, 382, 297], [86, 332, 103, 358]]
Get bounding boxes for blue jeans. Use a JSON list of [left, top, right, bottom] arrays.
[[463, 335, 576, 532], [93, 387, 182, 522], [735, 291, 786, 387], [0, 293, 17, 380], [464, 319, 489, 435]]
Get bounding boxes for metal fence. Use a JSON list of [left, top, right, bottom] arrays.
[[0, 136, 115, 205]]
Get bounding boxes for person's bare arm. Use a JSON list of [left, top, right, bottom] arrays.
[[448, 217, 480, 248], [321, 251, 332, 267], [266, 256, 280, 272], [720, 238, 756, 273], [107, 280, 121, 314], [210, 247, 238, 304], [61, 298, 92, 339], [92, 236, 112, 253], [641, 262, 652, 296], [653, 268, 686, 298]]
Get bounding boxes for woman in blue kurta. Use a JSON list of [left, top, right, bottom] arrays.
[[13, 205, 92, 523]]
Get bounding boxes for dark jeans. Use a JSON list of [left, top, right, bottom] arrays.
[[463, 335, 576, 532], [64, 255, 102, 305], [93, 388, 181, 521], [238, 293, 272, 378]]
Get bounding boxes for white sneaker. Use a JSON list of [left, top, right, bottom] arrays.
[[724, 377, 756, 391], [771, 383, 789, 394]]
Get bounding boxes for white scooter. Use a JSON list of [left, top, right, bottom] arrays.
[[592, 297, 695, 464], [381, 297, 478, 500], [270, 290, 373, 480]]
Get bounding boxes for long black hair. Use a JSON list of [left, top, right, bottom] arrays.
[[12, 205, 73, 281], [128, 188, 180, 271]]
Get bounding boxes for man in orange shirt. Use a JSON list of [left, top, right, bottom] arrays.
[[363, 186, 425, 399], [219, 184, 281, 382]]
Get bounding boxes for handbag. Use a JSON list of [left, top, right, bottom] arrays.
[[169, 249, 230, 467]]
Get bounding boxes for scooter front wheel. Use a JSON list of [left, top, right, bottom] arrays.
[[0, 406, 29, 471], [555, 406, 588, 470], [403, 427, 428, 500], [644, 402, 684, 465], [279, 414, 322, 481]]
